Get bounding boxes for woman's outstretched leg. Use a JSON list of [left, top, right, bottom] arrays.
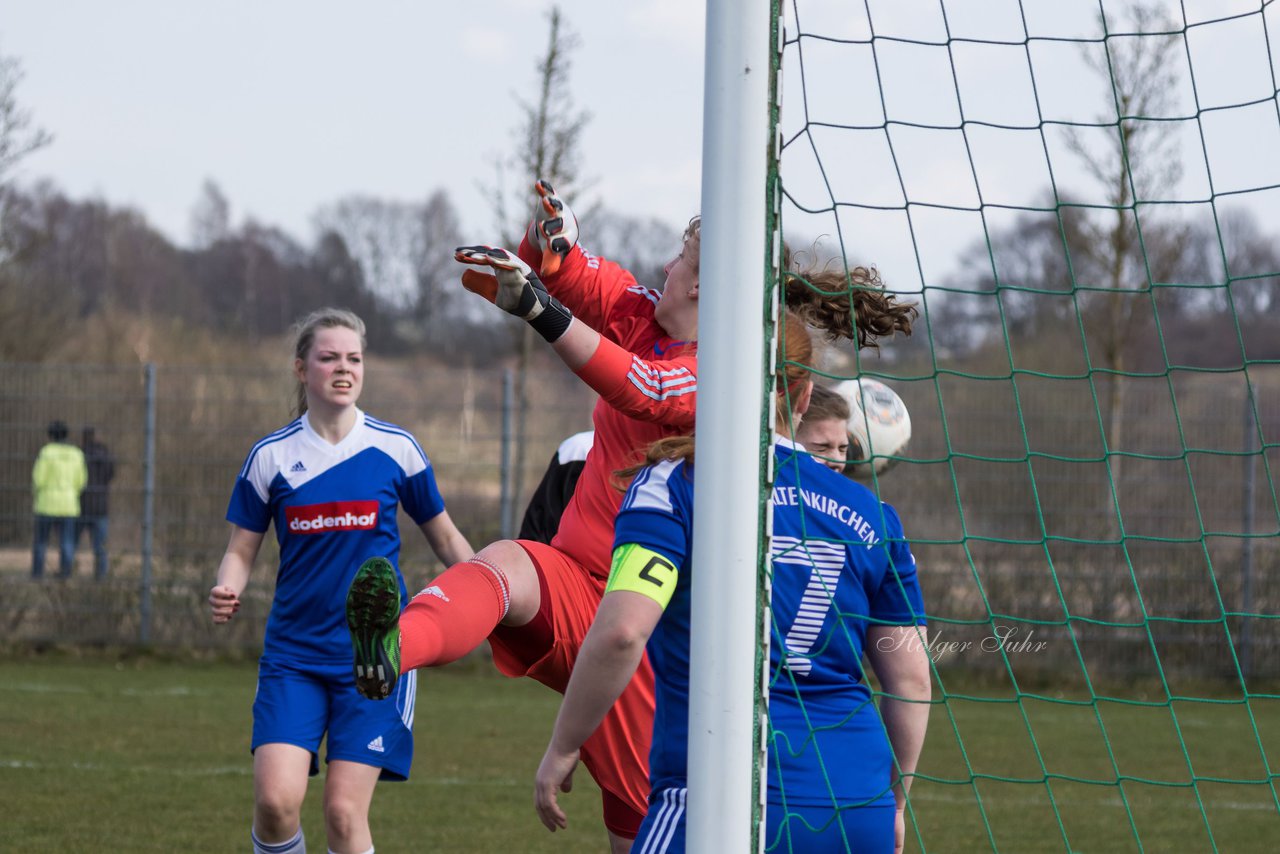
[[346, 540, 541, 699]]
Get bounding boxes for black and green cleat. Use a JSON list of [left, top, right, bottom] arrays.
[[346, 556, 402, 700]]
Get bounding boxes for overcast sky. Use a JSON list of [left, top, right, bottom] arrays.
[[4, 0, 1277, 296], [2, 0, 705, 248]]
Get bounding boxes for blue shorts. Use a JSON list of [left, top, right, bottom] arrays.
[[251, 654, 417, 781], [634, 787, 687, 853], [765, 801, 896, 853], [633, 789, 894, 854]]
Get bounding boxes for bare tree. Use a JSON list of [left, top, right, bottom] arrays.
[[588, 208, 680, 289], [0, 50, 60, 357], [314, 195, 441, 311], [0, 184, 73, 358], [1064, 2, 1188, 494], [0, 182, 193, 358], [486, 7, 591, 246], [313, 190, 493, 354], [405, 189, 467, 344], [486, 6, 592, 509], [1211, 209, 1280, 315], [0, 48, 51, 190], [928, 199, 1096, 360], [189, 178, 231, 250]]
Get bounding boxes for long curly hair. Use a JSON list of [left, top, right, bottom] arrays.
[[614, 227, 914, 479], [782, 248, 916, 350], [688, 220, 915, 349]]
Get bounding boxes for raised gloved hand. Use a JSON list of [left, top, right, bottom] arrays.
[[526, 180, 579, 277], [455, 245, 574, 343]]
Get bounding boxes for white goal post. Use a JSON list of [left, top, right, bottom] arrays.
[[688, 0, 777, 851]]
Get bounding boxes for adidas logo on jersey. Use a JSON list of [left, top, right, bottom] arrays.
[[289, 460, 307, 473], [367, 735, 385, 753]]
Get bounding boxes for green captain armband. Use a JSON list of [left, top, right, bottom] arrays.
[[606, 543, 679, 609]]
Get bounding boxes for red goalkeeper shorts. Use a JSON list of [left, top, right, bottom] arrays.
[[487, 539, 655, 839]]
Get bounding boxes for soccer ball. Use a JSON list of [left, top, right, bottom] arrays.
[[831, 378, 911, 478]]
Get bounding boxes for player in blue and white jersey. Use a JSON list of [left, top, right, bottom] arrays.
[[209, 308, 473, 854], [534, 312, 931, 853], [794, 384, 852, 473]]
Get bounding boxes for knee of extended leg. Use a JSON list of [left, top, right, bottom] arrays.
[[323, 795, 368, 841], [254, 794, 302, 834]]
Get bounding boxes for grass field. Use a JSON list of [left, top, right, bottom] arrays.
[[909, 683, 1280, 852], [0, 653, 606, 852], [2, 653, 1278, 852]]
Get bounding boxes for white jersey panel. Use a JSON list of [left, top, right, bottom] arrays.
[[240, 410, 428, 501]]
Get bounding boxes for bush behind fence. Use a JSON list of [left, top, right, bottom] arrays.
[[2, 361, 1276, 681]]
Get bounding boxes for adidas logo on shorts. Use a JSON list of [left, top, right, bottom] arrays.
[[367, 735, 385, 753]]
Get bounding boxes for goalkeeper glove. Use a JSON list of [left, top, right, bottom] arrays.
[[526, 179, 579, 276], [455, 245, 574, 343]]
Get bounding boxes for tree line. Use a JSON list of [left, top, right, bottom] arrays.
[[0, 173, 686, 366], [4, 1, 1278, 376], [898, 1, 1280, 379], [0, 11, 679, 366]]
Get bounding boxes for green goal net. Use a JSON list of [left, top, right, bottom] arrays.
[[768, 0, 1280, 850]]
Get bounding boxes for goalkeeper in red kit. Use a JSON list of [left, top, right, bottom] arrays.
[[344, 180, 916, 849], [347, 180, 697, 851]]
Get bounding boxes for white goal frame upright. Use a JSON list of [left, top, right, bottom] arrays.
[[688, 0, 777, 851]]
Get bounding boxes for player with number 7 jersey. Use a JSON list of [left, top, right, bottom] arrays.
[[534, 312, 931, 854]]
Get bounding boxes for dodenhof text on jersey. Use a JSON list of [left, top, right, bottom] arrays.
[[285, 501, 380, 533]]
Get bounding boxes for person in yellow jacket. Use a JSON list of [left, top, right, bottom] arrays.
[[32, 420, 87, 579]]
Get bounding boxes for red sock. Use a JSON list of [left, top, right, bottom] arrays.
[[400, 558, 510, 669]]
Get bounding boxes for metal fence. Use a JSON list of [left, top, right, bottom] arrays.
[[1, 360, 594, 651], [2, 361, 1276, 681]]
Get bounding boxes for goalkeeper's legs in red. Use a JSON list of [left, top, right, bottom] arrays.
[[487, 541, 651, 849], [346, 542, 534, 701], [386, 539, 651, 849], [395, 540, 540, 670]]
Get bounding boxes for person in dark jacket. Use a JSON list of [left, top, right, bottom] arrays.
[[79, 426, 116, 580]]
